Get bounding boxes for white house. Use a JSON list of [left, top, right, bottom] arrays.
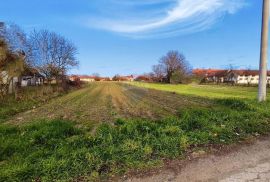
[[79, 76, 96, 82], [20, 68, 44, 87], [225, 70, 270, 85], [193, 69, 270, 85], [1, 68, 44, 88]]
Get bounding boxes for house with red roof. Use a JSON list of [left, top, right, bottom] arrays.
[[225, 70, 270, 84], [69, 75, 95, 82], [193, 69, 270, 85]]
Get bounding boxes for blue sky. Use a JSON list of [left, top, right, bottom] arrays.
[[0, 0, 266, 76]]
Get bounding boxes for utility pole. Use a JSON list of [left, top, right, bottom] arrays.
[[258, 0, 270, 102]]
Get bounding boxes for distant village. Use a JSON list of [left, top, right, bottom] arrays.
[[3, 69, 270, 93], [68, 69, 270, 86], [69, 75, 135, 82]]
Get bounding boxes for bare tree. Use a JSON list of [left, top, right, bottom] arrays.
[[29, 30, 78, 83], [0, 22, 32, 66], [159, 50, 191, 83], [112, 74, 121, 81], [152, 64, 165, 82]]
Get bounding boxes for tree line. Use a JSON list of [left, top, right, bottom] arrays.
[[0, 22, 78, 97]]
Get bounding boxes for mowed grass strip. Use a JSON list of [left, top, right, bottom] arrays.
[[128, 82, 266, 99], [1, 98, 270, 181]]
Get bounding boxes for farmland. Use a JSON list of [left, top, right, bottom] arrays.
[[1, 82, 270, 181], [5, 82, 212, 126]]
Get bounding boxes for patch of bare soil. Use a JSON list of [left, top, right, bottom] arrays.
[[121, 136, 270, 182]]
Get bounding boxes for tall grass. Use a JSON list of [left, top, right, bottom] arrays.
[[0, 85, 62, 122], [1, 99, 270, 181]]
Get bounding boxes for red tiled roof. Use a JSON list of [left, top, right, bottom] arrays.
[[230, 70, 270, 76], [192, 69, 227, 77], [193, 69, 270, 77], [135, 75, 152, 81]]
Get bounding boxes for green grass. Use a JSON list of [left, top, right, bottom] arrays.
[[128, 82, 266, 99], [0, 85, 64, 122], [1, 98, 270, 181], [1, 83, 270, 181]]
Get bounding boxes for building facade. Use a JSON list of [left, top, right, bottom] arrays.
[[193, 69, 270, 85]]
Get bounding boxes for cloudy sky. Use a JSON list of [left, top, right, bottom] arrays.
[[0, 0, 266, 76]]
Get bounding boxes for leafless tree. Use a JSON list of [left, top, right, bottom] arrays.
[[0, 22, 32, 66], [112, 74, 121, 81], [152, 64, 165, 82], [157, 50, 191, 83], [29, 30, 78, 83]]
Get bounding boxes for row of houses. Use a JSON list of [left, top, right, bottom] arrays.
[[1, 72, 135, 91], [193, 69, 270, 85], [69, 75, 135, 82]]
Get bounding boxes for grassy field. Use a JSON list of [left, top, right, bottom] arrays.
[[1, 82, 270, 181], [128, 82, 266, 100]]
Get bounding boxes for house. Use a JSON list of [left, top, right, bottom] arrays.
[[69, 75, 113, 82], [193, 69, 270, 85], [193, 69, 228, 83], [1, 68, 44, 87], [69, 75, 81, 82], [135, 75, 153, 82], [79, 75, 95, 82], [112, 75, 134, 81], [120, 75, 134, 81], [224, 70, 270, 85], [21, 68, 44, 87]]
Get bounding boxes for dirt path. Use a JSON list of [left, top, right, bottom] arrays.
[[123, 137, 270, 182], [6, 82, 210, 125]]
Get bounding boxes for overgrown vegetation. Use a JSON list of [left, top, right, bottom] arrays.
[[0, 85, 64, 122], [1, 98, 270, 181]]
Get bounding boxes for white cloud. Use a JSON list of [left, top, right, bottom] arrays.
[[85, 0, 247, 38]]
